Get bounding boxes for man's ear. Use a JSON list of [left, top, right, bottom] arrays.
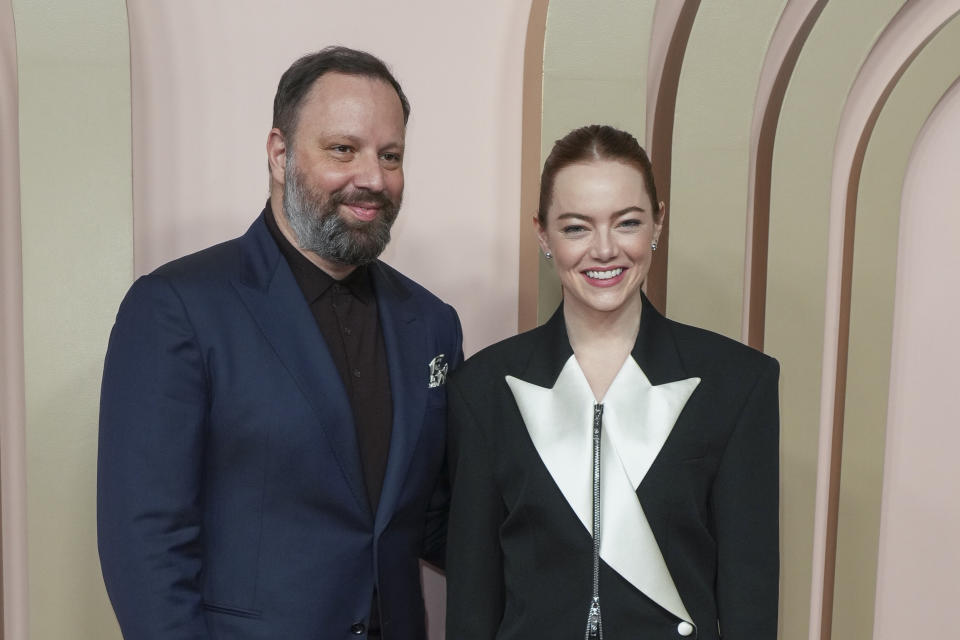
[[266, 129, 288, 185]]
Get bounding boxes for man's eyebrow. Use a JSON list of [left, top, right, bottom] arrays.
[[317, 133, 404, 150]]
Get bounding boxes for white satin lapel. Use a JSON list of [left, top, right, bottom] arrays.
[[506, 355, 700, 625], [506, 357, 595, 531], [602, 357, 699, 624]]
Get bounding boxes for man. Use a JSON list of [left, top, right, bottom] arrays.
[[98, 47, 462, 639]]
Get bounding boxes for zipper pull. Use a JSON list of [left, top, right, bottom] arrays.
[[585, 597, 602, 640]]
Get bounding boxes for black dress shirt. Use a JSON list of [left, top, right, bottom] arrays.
[[264, 203, 393, 515], [265, 204, 393, 636]]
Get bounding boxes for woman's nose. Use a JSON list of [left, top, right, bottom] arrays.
[[590, 229, 618, 261]]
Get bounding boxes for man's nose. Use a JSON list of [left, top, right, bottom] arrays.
[[353, 151, 386, 192]]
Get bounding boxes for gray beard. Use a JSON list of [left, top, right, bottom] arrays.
[[282, 157, 400, 266]]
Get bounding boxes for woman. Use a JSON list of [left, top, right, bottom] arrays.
[[445, 125, 779, 639]]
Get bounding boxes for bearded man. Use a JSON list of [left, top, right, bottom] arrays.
[[97, 47, 462, 640]]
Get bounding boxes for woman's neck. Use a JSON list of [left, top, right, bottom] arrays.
[[564, 293, 643, 401]]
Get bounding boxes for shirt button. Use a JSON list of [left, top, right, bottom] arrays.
[[350, 622, 365, 635], [677, 621, 694, 636], [344, 327, 353, 335], [353, 369, 361, 378]]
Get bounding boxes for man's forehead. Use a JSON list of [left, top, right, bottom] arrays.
[[304, 72, 401, 108], [290, 75, 403, 143]]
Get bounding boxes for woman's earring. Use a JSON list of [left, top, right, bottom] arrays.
[[651, 241, 658, 252], [544, 250, 553, 260]]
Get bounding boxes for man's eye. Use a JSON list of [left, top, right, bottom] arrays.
[[381, 152, 402, 163], [331, 145, 353, 153]]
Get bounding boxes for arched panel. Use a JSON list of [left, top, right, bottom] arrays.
[[833, 14, 960, 640], [0, 1, 27, 637], [127, 0, 528, 359], [810, 4, 960, 639], [538, 0, 657, 323], [765, 2, 907, 638], [872, 74, 960, 640], [743, 0, 828, 350], [127, 3, 532, 637], [667, 1, 785, 340], [13, 0, 132, 637], [518, 0, 549, 333], [644, 0, 700, 311]]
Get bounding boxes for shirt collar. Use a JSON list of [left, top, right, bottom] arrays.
[[263, 201, 374, 305]]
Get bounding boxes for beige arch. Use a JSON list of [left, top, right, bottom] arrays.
[[742, 0, 828, 350], [518, 0, 549, 333], [0, 0, 28, 637], [810, 3, 960, 640], [644, 0, 700, 312], [873, 74, 960, 640]]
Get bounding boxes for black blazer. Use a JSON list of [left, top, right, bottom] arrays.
[[446, 295, 778, 640], [98, 214, 463, 639]]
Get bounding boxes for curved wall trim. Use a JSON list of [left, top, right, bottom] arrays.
[[518, 0, 549, 333], [742, 0, 828, 350], [0, 0, 28, 637], [873, 74, 960, 640], [810, 4, 960, 640], [645, 0, 700, 312]]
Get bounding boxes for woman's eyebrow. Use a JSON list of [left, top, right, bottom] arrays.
[[555, 206, 646, 221], [611, 205, 647, 217]]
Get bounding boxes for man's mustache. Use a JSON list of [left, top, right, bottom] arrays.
[[330, 189, 397, 210]]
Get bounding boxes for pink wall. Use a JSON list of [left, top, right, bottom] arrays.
[[125, 2, 533, 637], [873, 76, 960, 640], [127, 0, 532, 357]]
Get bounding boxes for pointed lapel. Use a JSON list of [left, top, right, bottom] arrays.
[[231, 217, 370, 517], [632, 293, 688, 385], [369, 263, 428, 532], [508, 302, 697, 624], [517, 305, 575, 387]]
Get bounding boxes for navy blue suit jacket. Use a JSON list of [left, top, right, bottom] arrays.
[[98, 214, 463, 639]]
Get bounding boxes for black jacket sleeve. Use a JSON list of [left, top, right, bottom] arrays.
[[445, 375, 506, 639], [710, 357, 780, 638]]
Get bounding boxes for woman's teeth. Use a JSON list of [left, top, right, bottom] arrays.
[[585, 268, 623, 280]]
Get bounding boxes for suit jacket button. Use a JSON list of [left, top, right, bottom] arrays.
[[677, 621, 694, 636], [350, 622, 366, 635]]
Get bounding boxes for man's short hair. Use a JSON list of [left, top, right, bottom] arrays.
[[272, 46, 410, 139]]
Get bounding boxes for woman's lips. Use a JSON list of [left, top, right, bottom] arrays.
[[582, 267, 626, 287]]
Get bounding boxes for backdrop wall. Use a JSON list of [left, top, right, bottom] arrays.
[[3, 2, 959, 640]]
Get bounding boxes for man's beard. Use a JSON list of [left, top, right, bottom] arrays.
[[282, 156, 401, 266]]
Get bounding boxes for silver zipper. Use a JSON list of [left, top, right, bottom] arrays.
[[585, 403, 604, 640]]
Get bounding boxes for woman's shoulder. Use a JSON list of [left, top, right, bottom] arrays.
[[450, 323, 546, 388], [664, 314, 779, 379]]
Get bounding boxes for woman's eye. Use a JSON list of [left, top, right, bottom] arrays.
[[561, 225, 587, 234], [618, 219, 642, 228]]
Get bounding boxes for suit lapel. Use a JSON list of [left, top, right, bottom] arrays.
[[370, 263, 428, 533], [231, 217, 371, 518], [632, 293, 688, 385], [517, 306, 574, 386], [509, 300, 696, 624]]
